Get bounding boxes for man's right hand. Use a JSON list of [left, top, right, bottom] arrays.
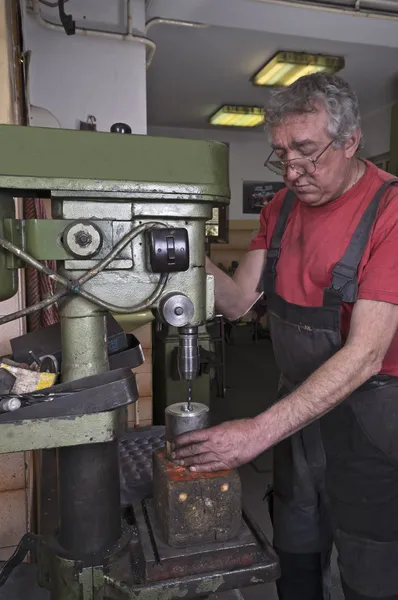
[[172, 417, 265, 472]]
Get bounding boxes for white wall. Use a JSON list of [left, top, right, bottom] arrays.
[[0, 2, 25, 356], [24, 1, 147, 133], [149, 125, 282, 220], [362, 104, 392, 158]]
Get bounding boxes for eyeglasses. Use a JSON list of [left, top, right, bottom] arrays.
[[264, 139, 335, 176]]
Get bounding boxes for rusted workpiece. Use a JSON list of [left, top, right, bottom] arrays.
[[153, 449, 242, 547]]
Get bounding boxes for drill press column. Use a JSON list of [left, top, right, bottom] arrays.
[[57, 296, 122, 556], [60, 297, 108, 382]]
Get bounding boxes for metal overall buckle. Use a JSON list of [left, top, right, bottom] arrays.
[[330, 262, 358, 302]]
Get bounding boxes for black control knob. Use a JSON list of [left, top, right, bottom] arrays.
[[110, 123, 132, 134]]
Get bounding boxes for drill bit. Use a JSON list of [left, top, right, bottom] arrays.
[[187, 380, 193, 411]]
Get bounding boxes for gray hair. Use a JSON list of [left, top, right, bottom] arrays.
[[265, 73, 362, 147]]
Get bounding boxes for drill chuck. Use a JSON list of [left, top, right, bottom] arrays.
[[177, 326, 200, 381]]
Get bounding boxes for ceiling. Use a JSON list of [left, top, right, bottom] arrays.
[[33, 0, 398, 132], [146, 22, 398, 130]]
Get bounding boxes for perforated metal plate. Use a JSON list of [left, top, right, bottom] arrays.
[[119, 426, 165, 505]]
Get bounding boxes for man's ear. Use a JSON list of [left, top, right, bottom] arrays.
[[345, 128, 362, 158]]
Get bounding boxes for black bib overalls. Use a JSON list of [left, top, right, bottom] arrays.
[[263, 180, 398, 600]]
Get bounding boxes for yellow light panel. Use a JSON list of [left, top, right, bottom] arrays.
[[209, 106, 264, 128], [252, 51, 345, 87]]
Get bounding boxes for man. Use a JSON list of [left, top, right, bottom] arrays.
[[173, 73, 398, 600]]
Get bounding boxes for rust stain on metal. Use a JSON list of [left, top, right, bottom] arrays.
[[157, 449, 231, 481]]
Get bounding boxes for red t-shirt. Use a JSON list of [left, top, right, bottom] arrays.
[[249, 160, 398, 376]]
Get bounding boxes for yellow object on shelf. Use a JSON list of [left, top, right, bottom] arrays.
[[0, 363, 57, 394]]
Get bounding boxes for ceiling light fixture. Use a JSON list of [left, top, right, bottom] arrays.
[[209, 106, 264, 128], [252, 51, 345, 87]]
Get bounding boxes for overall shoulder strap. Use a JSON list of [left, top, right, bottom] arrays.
[[323, 178, 398, 307], [262, 189, 296, 295]]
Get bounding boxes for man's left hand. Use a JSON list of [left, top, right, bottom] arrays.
[[172, 418, 264, 472]]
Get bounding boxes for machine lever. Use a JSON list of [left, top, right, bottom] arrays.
[[0, 533, 39, 587]]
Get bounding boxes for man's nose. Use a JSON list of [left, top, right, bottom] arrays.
[[284, 164, 301, 182]]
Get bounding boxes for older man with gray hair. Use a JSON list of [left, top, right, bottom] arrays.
[[173, 73, 398, 599]]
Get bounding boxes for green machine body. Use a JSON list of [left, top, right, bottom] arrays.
[[0, 193, 17, 301]]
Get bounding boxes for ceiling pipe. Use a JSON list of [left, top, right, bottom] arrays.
[[358, 0, 398, 11], [31, 0, 157, 68], [39, 0, 69, 7], [252, 0, 398, 19], [146, 17, 209, 32]]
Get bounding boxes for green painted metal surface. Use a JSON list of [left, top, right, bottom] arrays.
[[0, 194, 18, 299], [0, 409, 126, 453], [113, 310, 155, 331], [0, 125, 230, 200], [60, 296, 109, 382], [5, 218, 73, 260]]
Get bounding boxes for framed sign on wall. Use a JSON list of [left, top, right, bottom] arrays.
[[243, 181, 285, 214]]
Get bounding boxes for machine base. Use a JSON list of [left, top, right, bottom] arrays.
[[133, 498, 279, 584], [0, 427, 279, 600], [103, 499, 279, 599]]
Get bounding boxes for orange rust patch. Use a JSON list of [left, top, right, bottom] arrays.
[[155, 449, 231, 481]]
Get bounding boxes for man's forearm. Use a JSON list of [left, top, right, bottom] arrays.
[[254, 343, 381, 451], [205, 255, 263, 320], [172, 300, 398, 473], [205, 259, 243, 319]]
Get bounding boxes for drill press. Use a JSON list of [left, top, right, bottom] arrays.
[[0, 124, 279, 599]]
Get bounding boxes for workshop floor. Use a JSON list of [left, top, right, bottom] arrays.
[[0, 326, 344, 600], [211, 324, 344, 600]]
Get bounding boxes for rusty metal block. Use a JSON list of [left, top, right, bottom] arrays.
[[153, 449, 242, 547]]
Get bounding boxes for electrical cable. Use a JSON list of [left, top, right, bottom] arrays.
[[78, 221, 167, 286], [77, 273, 168, 314], [0, 292, 67, 326], [32, 0, 157, 69], [0, 221, 169, 325]]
